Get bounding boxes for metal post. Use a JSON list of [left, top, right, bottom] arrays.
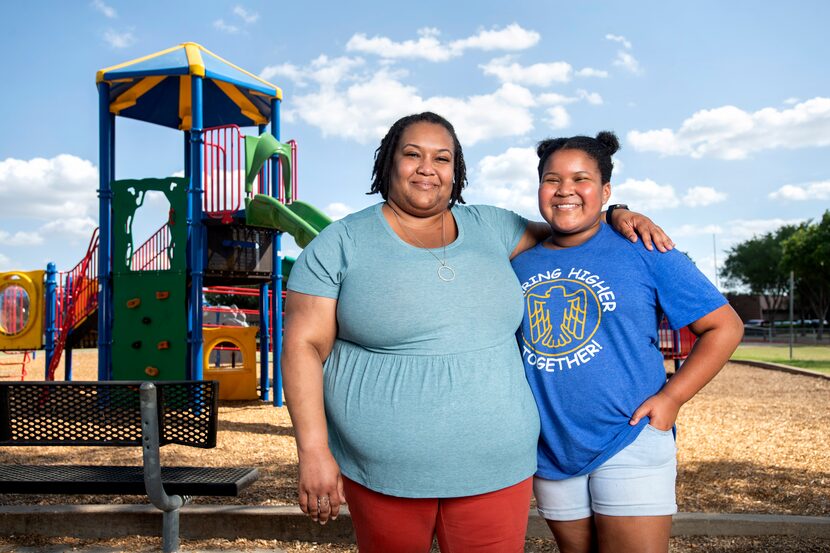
[[271, 99, 283, 407], [97, 82, 113, 380], [44, 263, 57, 378], [188, 76, 205, 381], [789, 271, 794, 360], [139, 383, 186, 553]]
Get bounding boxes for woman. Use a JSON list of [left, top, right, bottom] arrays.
[[282, 112, 671, 553]]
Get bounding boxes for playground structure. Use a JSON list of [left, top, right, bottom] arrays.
[[0, 43, 332, 404]]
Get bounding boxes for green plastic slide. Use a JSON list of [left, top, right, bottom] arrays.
[[246, 195, 331, 248], [245, 133, 292, 200], [244, 133, 332, 248]]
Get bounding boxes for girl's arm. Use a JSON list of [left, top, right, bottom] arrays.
[[630, 303, 744, 430], [510, 209, 674, 259], [282, 290, 343, 525]]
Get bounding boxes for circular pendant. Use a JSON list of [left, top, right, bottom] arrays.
[[438, 265, 456, 282]]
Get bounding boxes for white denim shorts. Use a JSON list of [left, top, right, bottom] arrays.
[[534, 424, 678, 520]]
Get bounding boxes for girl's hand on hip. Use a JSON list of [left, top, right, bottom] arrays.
[[629, 391, 681, 431]]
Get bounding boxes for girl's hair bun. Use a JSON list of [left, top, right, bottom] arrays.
[[595, 131, 620, 156]]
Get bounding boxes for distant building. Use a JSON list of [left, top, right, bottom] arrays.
[[725, 293, 790, 323]]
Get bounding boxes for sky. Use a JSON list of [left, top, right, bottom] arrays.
[[1, 1, 829, 288]]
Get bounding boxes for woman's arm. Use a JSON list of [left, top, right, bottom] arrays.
[[282, 290, 343, 524], [509, 209, 675, 259], [629, 303, 744, 430]]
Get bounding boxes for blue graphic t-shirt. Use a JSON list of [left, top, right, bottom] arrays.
[[511, 223, 727, 480]]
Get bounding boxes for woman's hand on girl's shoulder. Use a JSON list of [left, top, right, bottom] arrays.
[[610, 209, 675, 253]]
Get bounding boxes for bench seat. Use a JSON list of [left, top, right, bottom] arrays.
[[0, 464, 259, 496]]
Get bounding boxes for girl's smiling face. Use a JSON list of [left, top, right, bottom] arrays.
[[538, 148, 611, 248]]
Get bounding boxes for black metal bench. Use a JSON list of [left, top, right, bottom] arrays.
[[0, 380, 259, 553]]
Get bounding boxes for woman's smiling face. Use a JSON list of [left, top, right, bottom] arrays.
[[387, 122, 455, 217], [538, 148, 611, 247]]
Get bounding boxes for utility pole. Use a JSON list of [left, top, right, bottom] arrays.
[[712, 234, 719, 288]]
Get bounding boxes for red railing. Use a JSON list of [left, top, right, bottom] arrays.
[[131, 224, 172, 271], [203, 125, 298, 223], [203, 285, 286, 351], [0, 351, 31, 381], [204, 125, 245, 223], [658, 316, 697, 360], [48, 228, 99, 380]]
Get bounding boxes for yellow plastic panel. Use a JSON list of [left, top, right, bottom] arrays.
[[202, 326, 258, 400], [0, 270, 45, 351]]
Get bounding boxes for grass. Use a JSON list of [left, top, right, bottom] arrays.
[[732, 344, 830, 373]]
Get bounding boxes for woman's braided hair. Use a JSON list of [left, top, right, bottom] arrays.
[[369, 112, 468, 206]]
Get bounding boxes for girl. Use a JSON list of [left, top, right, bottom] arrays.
[[511, 132, 743, 553]]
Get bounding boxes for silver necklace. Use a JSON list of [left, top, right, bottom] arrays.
[[387, 203, 456, 282]]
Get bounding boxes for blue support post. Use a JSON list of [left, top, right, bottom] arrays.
[[97, 82, 113, 381], [256, 123, 271, 401], [271, 99, 283, 407], [44, 263, 57, 378], [65, 349, 73, 381], [187, 76, 205, 381]]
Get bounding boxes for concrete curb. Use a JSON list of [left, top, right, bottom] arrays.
[[730, 359, 830, 380], [0, 505, 827, 541]]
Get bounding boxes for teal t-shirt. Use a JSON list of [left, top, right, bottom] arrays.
[[287, 203, 541, 498]]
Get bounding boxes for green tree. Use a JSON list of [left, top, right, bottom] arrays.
[[782, 211, 830, 340], [720, 225, 798, 337]]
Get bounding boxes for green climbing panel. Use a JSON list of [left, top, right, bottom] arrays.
[[111, 271, 187, 380], [111, 178, 189, 381]]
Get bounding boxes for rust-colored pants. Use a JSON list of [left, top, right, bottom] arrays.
[[342, 476, 532, 553]]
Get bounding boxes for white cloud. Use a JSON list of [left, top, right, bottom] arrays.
[[91, 0, 116, 18], [103, 29, 135, 48], [346, 27, 451, 62], [346, 23, 539, 61], [610, 178, 679, 210], [0, 155, 99, 220], [292, 66, 536, 145], [784, 97, 800, 105], [724, 218, 805, 241], [613, 50, 642, 74], [0, 252, 11, 271], [605, 34, 632, 49], [537, 89, 602, 106], [261, 55, 365, 88], [682, 186, 727, 207], [768, 180, 830, 201], [538, 93, 578, 105], [0, 230, 44, 246], [576, 67, 609, 78], [233, 5, 259, 23], [545, 106, 571, 129], [672, 224, 723, 237], [466, 147, 540, 219], [612, 156, 624, 176], [480, 56, 572, 86], [214, 19, 240, 34], [577, 89, 603, 105], [40, 217, 98, 239], [324, 202, 355, 220], [628, 98, 830, 159], [450, 23, 540, 52]]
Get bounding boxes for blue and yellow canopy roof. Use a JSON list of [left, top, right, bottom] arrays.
[[96, 42, 282, 130]]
